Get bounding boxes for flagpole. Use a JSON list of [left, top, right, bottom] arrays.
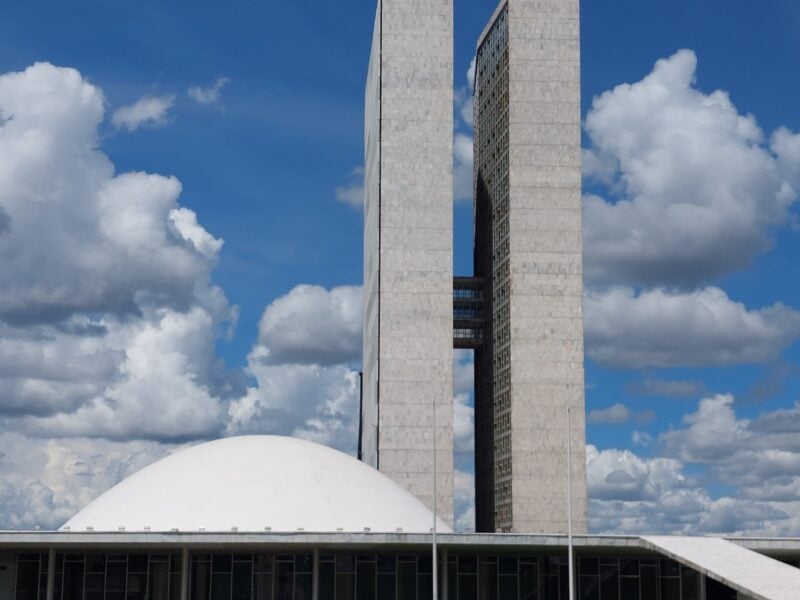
[[567, 406, 575, 600], [432, 395, 438, 600]]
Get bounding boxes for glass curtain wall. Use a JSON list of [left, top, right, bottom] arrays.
[[14, 552, 718, 600]]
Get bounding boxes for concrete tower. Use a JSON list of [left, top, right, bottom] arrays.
[[360, 0, 455, 526], [472, 0, 588, 533]]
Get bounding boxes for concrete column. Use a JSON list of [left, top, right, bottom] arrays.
[[699, 574, 706, 600], [45, 548, 55, 600], [312, 549, 320, 600], [180, 548, 190, 600]]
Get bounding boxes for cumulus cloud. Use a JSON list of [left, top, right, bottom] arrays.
[[584, 287, 800, 368], [0, 63, 234, 447], [335, 167, 364, 208], [589, 393, 800, 535], [0, 432, 174, 529], [187, 77, 229, 105], [225, 283, 363, 452], [227, 363, 360, 453], [453, 133, 473, 203], [112, 94, 175, 131], [254, 284, 362, 366], [583, 50, 800, 287], [587, 441, 798, 535], [454, 469, 475, 532], [627, 378, 707, 399]]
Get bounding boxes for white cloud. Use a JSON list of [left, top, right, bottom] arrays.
[[584, 286, 800, 368], [588, 403, 631, 424], [453, 133, 473, 203], [225, 284, 363, 453], [112, 95, 175, 131], [0, 432, 174, 530], [227, 363, 360, 453], [583, 50, 799, 287], [454, 469, 475, 532], [0, 63, 234, 446], [335, 167, 364, 208], [187, 77, 229, 105], [627, 378, 707, 399], [254, 284, 362, 366]]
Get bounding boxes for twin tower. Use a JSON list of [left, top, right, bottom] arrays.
[[360, 0, 587, 534]]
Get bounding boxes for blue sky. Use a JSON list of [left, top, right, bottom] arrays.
[[0, 0, 799, 533]]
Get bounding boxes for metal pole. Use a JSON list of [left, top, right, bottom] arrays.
[[567, 407, 575, 600], [45, 548, 55, 600], [432, 395, 438, 600]]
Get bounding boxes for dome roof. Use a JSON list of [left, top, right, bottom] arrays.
[[62, 435, 450, 534]]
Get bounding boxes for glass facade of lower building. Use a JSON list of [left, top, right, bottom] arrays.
[[12, 552, 727, 600]]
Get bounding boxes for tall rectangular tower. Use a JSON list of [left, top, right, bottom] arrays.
[[361, 0, 455, 526], [473, 0, 588, 533]]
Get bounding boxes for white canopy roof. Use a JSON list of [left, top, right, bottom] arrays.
[[642, 536, 800, 600], [63, 435, 451, 534]]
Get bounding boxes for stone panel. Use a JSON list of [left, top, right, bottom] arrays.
[[360, 0, 454, 527]]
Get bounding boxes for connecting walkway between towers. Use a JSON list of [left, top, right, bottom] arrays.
[[642, 536, 800, 600], [453, 277, 485, 349]]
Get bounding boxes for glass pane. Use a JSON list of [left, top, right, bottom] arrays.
[[107, 562, 127, 592], [212, 573, 232, 600], [681, 568, 699, 600], [336, 573, 355, 600], [499, 557, 517, 576], [418, 573, 433, 600], [85, 572, 105, 591], [519, 561, 538, 600], [459, 556, 477, 574], [275, 562, 293, 600], [150, 561, 170, 600], [357, 561, 376, 600], [254, 573, 273, 600], [620, 577, 638, 600], [599, 566, 619, 600], [499, 574, 517, 600], [255, 555, 273, 574], [294, 573, 312, 600], [86, 554, 106, 573], [213, 555, 233, 574], [15, 561, 39, 600], [660, 577, 680, 600], [640, 566, 657, 600], [232, 562, 252, 600], [660, 559, 680, 577], [295, 556, 312, 574], [397, 562, 416, 600], [127, 573, 147, 600], [580, 577, 600, 600], [377, 574, 396, 600], [319, 563, 335, 600], [170, 573, 182, 600], [63, 561, 85, 600], [580, 559, 598, 577], [479, 561, 497, 600], [620, 559, 638, 577], [459, 573, 478, 600], [129, 555, 148, 573], [192, 561, 212, 600], [377, 555, 397, 575], [337, 555, 355, 574]]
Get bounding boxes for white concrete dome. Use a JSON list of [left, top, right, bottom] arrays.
[[62, 435, 450, 534]]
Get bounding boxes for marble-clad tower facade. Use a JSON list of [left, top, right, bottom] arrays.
[[473, 0, 587, 533], [360, 0, 455, 526]]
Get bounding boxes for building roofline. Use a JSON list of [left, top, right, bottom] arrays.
[[477, 0, 508, 50], [2, 531, 800, 554]]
